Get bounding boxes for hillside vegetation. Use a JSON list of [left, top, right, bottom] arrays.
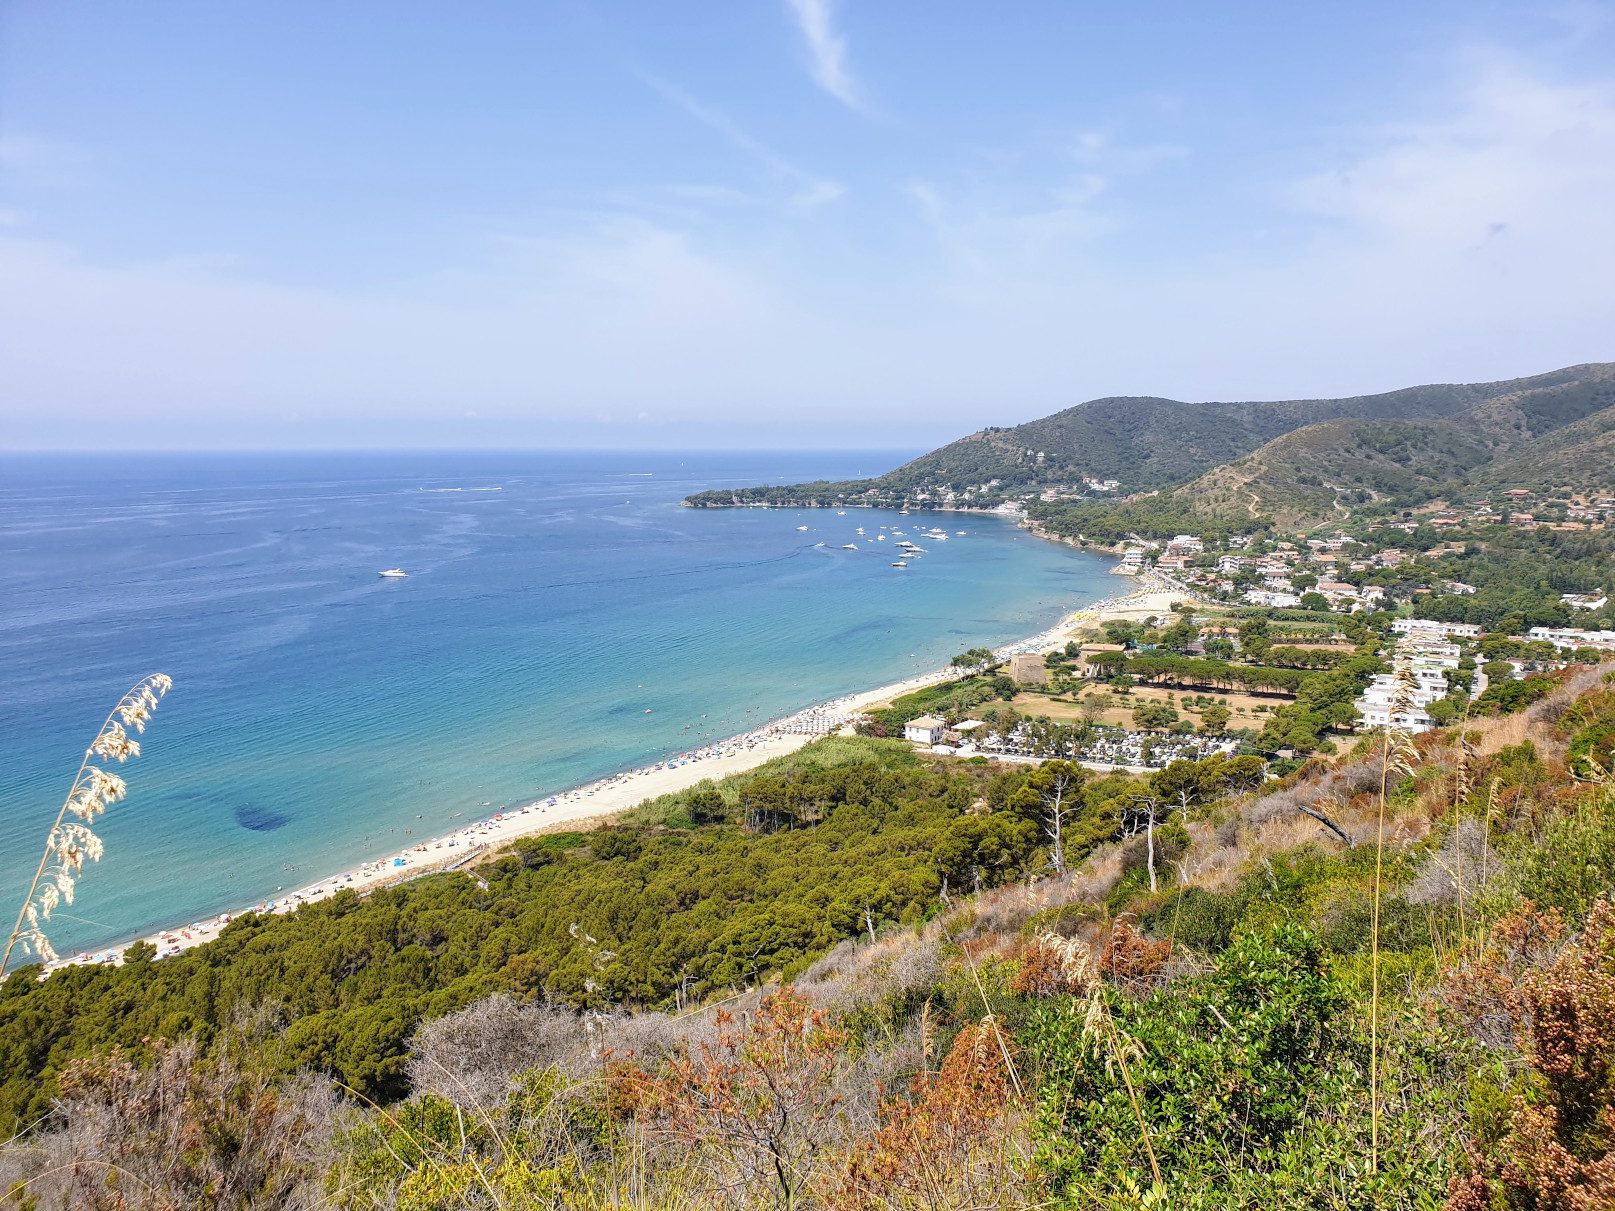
[[1178, 418, 1495, 528], [685, 363, 1615, 529], [5, 661, 1615, 1208]]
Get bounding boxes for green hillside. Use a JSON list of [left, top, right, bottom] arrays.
[[684, 363, 1615, 513], [1177, 419, 1496, 528], [1159, 365, 1615, 528], [1014, 365, 1615, 538], [1469, 389, 1615, 493]]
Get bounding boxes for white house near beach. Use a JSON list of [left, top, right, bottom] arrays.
[[904, 715, 948, 745]]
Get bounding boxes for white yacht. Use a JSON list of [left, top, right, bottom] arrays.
[[796, 525, 809, 531], [378, 568, 408, 578], [841, 544, 858, 550], [890, 560, 908, 568]]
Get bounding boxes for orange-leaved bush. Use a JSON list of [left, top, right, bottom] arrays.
[[823, 1017, 1032, 1210], [632, 988, 847, 1210], [1446, 899, 1615, 1210]]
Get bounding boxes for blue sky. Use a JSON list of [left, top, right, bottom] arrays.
[[2, 1, 1613, 449]]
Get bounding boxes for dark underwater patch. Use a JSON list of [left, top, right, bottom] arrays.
[[234, 802, 290, 832]]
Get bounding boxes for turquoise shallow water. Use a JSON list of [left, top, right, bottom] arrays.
[[0, 451, 1115, 958]]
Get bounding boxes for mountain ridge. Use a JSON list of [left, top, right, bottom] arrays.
[[685, 362, 1615, 525]]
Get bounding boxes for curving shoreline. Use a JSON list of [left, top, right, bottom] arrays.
[[43, 578, 1185, 976]]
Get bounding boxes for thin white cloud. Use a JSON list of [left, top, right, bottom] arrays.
[[640, 73, 845, 211], [784, 0, 862, 110], [1289, 59, 1615, 250], [3, 51, 1613, 449], [903, 126, 1184, 273]]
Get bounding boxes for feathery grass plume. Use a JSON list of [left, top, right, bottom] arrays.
[[1032, 931, 1164, 1191], [2, 674, 173, 976], [1079, 982, 1162, 1191], [1369, 664, 1419, 1174], [1453, 709, 1477, 939]]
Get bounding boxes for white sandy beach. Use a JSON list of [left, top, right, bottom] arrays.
[[47, 576, 1185, 974]]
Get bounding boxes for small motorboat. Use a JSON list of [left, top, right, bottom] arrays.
[[378, 568, 408, 578]]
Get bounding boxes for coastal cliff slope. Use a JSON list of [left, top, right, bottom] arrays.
[[684, 362, 1615, 531]]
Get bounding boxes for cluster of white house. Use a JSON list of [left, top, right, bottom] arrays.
[[1354, 619, 1615, 734], [1354, 619, 1477, 733], [1527, 625, 1615, 652]]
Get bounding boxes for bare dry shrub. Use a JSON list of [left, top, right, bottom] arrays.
[[1063, 841, 1129, 903], [1244, 760, 1378, 829], [597, 1005, 726, 1068], [831, 1016, 929, 1128], [794, 931, 944, 1016], [628, 989, 849, 1210], [408, 994, 594, 1105], [0, 1034, 338, 1211], [1407, 818, 1495, 907]]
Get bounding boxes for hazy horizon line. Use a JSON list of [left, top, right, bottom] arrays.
[[0, 444, 927, 457]]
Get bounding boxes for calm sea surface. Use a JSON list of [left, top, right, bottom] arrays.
[[0, 451, 1114, 956]]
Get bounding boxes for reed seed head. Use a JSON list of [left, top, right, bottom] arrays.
[[4, 674, 173, 975]]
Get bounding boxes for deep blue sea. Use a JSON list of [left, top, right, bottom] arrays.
[[0, 451, 1114, 958]]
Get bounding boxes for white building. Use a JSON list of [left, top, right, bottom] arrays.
[[1392, 618, 1482, 640], [1243, 589, 1301, 608], [1562, 593, 1610, 612], [1356, 685, 1435, 732], [1402, 640, 1461, 671], [1528, 626, 1615, 652], [1355, 672, 1446, 733], [904, 715, 948, 745], [1356, 629, 1466, 734]]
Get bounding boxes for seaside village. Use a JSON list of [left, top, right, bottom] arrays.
[[878, 484, 1615, 768]]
